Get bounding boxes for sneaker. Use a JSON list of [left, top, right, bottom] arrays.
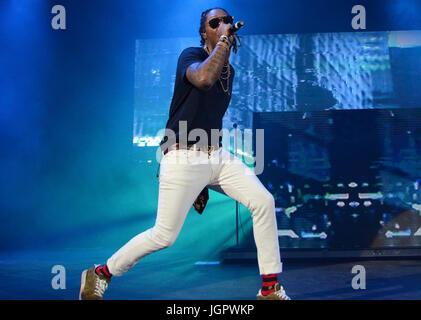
[[257, 283, 291, 300], [79, 265, 111, 300]]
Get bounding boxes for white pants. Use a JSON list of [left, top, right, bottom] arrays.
[[107, 147, 282, 276]]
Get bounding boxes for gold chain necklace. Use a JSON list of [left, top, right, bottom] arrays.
[[204, 46, 230, 95]]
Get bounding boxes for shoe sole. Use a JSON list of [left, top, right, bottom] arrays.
[[79, 270, 87, 300]]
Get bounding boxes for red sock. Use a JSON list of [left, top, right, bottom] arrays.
[[261, 274, 278, 295], [95, 264, 112, 278]]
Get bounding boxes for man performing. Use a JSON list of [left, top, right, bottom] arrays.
[[79, 7, 290, 301]]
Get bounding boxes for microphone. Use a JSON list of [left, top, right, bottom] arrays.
[[230, 21, 244, 34]]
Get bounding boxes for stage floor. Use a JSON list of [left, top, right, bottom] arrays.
[[0, 249, 420, 300]]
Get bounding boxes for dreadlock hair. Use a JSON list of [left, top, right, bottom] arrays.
[[199, 7, 241, 53]]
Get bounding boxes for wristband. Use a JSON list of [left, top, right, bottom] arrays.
[[219, 35, 231, 47]]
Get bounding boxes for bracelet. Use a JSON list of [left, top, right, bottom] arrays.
[[219, 35, 231, 47]]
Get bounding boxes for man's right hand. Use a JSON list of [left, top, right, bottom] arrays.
[[186, 22, 233, 91], [216, 22, 233, 39]]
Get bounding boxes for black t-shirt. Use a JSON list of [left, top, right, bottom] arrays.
[[161, 47, 235, 147]]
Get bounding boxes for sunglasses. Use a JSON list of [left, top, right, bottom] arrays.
[[208, 15, 234, 29]]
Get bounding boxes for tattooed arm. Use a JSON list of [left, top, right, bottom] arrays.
[[186, 24, 232, 90]]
